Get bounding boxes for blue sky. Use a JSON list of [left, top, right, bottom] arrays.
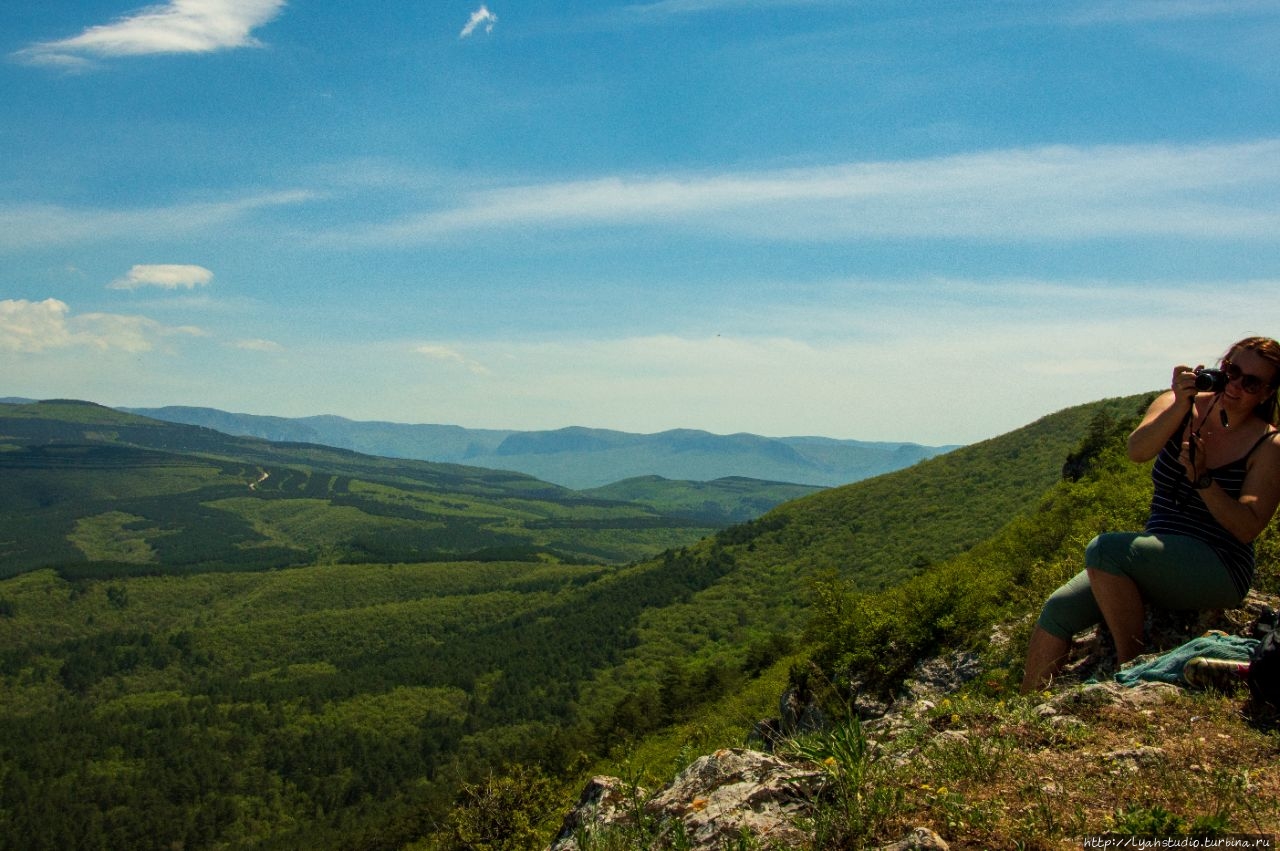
[[4, 0, 1280, 445]]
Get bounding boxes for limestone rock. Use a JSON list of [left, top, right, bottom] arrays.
[[875, 826, 951, 851], [1103, 745, 1166, 771], [898, 650, 983, 704], [545, 776, 641, 851], [1044, 680, 1179, 715], [546, 748, 822, 851]]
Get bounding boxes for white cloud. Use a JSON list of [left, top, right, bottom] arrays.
[[415, 343, 489, 375], [14, 0, 287, 67], [460, 5, 498, 38], [233, 338, 283, 352], [0, 299, 75, 352], [108, 264, 215, 291], [0, 298, 202, 353], [347, 139, 1280, 245]]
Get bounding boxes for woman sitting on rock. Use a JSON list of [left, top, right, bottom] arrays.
[[1022, 336, 1280, 693]]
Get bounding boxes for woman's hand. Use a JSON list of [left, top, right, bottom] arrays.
[[1128, 375, 1198, 463], [1171, 363, 1202, 404]]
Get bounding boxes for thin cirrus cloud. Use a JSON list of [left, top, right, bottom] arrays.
[[1062, 0, 1280, 25], [346, 139, 1280, 245], [13, 0, 287, 68], [0, 298, 204, 353], [415, 343, 489, 375], [623, 0, 836, 15], [0, 190, 314, 251], [233, 338, 284, 352], [108, 264, 215, 291]]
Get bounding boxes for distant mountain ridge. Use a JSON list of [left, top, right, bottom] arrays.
[[119, 405, 957, 488]]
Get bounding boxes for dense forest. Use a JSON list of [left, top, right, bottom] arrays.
[[0, 393, 1224, 849]]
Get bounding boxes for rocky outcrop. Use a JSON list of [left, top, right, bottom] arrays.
[[546, 746, 949, 851], [551, 597, 1277, 850], [645, 749, 821, 848], [547, 748, 822, 850], [545, 775, 639, 850]]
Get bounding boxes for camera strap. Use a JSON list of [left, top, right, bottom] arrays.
[[1187, 393, 1230, 470]]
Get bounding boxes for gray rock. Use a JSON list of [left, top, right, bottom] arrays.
[[875, 826, 951, 851], [547, 749, 823, 851], [546, 776, 643, 851]]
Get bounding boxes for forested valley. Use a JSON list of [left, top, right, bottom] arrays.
[[0, 393, 1228, 850]]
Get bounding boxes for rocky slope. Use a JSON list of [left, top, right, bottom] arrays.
[[549, 597, 1280, 850]]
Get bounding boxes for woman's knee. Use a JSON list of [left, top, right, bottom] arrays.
[[1037, 599, 1078, 642], [1083, 532, 1137, 578], [1037, 572, 1099, 641]]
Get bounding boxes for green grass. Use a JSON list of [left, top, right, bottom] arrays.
[[67, 511, 164, 563]]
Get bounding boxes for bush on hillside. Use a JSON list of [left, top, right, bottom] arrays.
[[803, 408, 1151, 703]]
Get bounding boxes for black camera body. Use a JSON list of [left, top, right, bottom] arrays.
[[1194, 367, 1228, 393]]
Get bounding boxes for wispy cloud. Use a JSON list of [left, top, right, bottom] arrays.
[[0, 189, 313, 251], [14, 0, 287, 69], [233, 338, 284, 352], [1063, 0, 1280, 25], [345, 139, 1280, 245], [108, 264, 215, 291], [460, 5, 498, 38], [622, 0, 834, 16], [415, 343, 489, 375], [0, 298, 204, 353]]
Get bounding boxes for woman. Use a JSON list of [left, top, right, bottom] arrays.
[[1022, 336, 1280, 693]]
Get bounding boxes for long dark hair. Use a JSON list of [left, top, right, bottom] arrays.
[[1225, 336, 1280, 425]]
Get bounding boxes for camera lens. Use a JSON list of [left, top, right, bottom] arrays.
[[1194, 368, 1228, 393]]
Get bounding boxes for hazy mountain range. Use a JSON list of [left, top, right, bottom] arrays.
[[112, 404, 958, 488]]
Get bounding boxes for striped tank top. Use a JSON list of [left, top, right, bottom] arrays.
[[1145, 417, 1278, 597]]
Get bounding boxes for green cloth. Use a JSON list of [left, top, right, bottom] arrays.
[[1114, 633, 1258, 686]]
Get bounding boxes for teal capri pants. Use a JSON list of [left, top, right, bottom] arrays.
[[1036, 532, 1245, 641]]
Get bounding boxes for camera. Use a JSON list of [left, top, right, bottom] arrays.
[[1194, 367, 1228, 393]]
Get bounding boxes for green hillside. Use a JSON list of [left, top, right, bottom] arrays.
[[580, 475, 822, 523], [0, 393, 1187, 850], [0, 400, 723, 578]]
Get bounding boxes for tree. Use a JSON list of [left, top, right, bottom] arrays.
[[440, 764, 559, 851]]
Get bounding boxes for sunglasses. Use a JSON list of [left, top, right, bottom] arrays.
[[1221, 359, 1275, 395]]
